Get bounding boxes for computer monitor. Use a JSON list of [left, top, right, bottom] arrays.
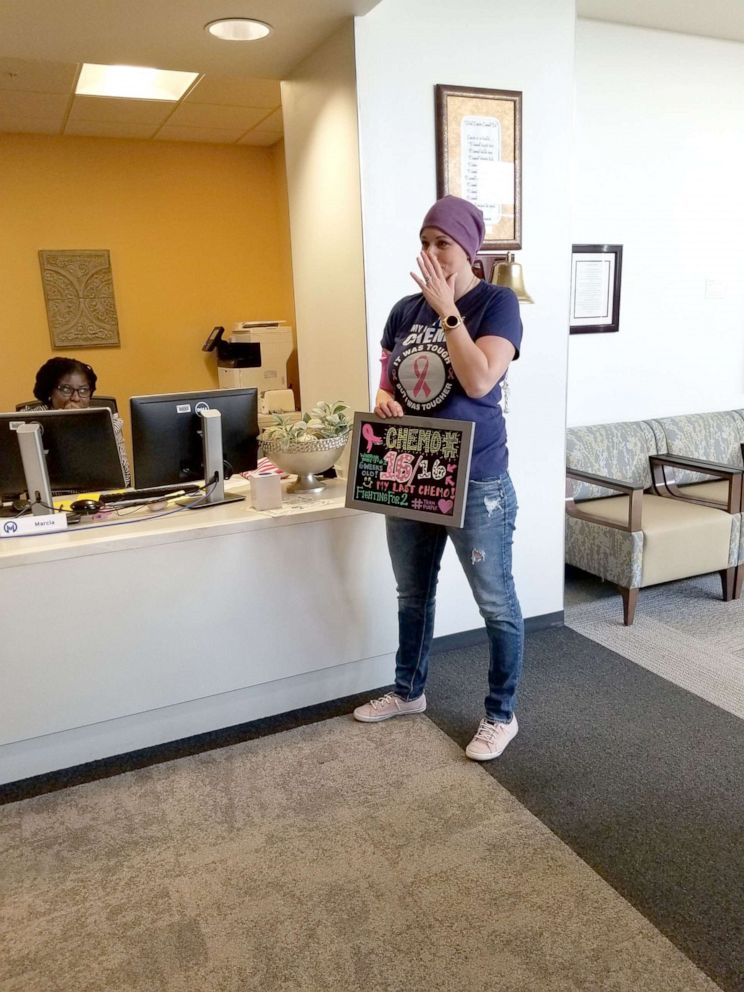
[[129, 387, 259, 489], [0, 408, 127, 501]]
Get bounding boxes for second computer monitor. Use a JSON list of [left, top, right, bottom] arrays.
[[0, 408, 126, 499], [129, 387, 259, 488]]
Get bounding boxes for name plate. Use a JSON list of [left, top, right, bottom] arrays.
[[1, 513, 69, 538], [345, 412, 473, 527]]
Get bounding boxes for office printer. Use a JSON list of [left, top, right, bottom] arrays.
[[203, 322, 296, 415]]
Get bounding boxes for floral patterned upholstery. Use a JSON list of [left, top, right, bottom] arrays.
[[646, 411, 744, 485], [565, 516, 643, 588], [566, 420, 658, 500]]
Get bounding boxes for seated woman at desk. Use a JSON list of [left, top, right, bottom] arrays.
[[24, 357, 131, 485]]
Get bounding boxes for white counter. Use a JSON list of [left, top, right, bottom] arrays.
[[0, 477, 483, 784], [0, 477, 357, 569]]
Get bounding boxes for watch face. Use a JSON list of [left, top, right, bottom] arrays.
[[445, 315, 460, 328]]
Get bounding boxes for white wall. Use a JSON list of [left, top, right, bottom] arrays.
[[569, 20, 744, 426], [354, 0, 575, 621], [281, 23, 370, 415]]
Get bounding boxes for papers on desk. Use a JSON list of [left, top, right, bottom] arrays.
[[258, 492, 339, 517]]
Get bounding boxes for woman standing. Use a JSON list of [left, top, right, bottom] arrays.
[[353, 195, 524, 761]]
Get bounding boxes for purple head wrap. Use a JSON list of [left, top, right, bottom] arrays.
[[420, 195, 485, 261]]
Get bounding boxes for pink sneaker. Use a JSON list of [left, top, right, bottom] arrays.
[[353, 691, 426, 723], [465, 716, 518, 761]]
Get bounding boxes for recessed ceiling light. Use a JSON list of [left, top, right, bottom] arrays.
[[76, 63, 198, 101], [205, 18, 272, 41]]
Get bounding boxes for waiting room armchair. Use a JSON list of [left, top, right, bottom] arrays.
[[566, 420, 742, 625]]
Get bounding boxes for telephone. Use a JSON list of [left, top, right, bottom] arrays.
[[202, 326, 225, 352]]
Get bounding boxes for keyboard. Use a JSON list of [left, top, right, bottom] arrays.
[[99, 483, 202, 505]]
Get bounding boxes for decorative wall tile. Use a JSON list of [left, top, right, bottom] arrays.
[[38, 249, 120, 349]]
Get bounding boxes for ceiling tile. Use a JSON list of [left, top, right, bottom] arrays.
[[0, 2, 384, 80], [0, 90, 69, 116], [64, 119, 160, 139], [0, 57, 78, 94], [237, 131, 283, 147], [184, 75, 281, 108], [155, 125, 247, 144], [68, 95, 173, 125], [253, 107, 282, 132], [167, 102, 269, 129]]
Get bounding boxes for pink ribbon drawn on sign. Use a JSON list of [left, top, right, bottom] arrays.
[[412, 356, 431, 398], [362, 423, 384, 453]]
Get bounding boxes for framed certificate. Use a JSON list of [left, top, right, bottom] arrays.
[[570, 244, 623, 335]]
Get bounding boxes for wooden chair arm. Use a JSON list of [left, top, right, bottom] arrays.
[[649, 455, 743, 513], [566, 469, 643, 532], [566, 467, 637, 495], [651, 453, 743, 475]]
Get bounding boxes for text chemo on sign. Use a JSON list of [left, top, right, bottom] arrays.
[[345, 413, 474, 527]]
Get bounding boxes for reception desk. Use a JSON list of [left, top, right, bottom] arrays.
[[0, 477, 483, 785]]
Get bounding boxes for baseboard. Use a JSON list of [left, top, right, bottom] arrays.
[[1, 610, 564, 803], [526, 610, 564, 632], [0, 652, 395, 800], [431, 610, 564, 654]]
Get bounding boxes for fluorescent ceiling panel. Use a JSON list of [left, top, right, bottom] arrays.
[[76, 63, 198, 101]]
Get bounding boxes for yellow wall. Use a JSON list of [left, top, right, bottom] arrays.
[[0, 134, 296, 440]]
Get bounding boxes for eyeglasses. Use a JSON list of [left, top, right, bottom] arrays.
[[55, 384, 92, 398]]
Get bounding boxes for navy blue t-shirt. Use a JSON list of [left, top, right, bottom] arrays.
[[381, 281, 522, 480]]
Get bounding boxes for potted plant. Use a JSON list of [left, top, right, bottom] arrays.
[[258, 401, 352, 492]]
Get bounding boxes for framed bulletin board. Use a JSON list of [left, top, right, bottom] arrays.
[[435, 84, 522, 250], [345, 412, 474, 528]]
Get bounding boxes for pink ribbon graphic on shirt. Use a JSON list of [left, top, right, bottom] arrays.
[[412, 356, 431, 398], [362, 423, 384, 453]]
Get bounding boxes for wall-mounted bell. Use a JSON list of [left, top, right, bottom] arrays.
[[491, 252, 534, 304]]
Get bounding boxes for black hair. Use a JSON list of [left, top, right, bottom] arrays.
[[33, 358, 97, 405]]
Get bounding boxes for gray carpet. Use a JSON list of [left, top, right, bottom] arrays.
[[0, 714, 721, 992], [565, 572, 744, 720], [425, 626, 744, 992]]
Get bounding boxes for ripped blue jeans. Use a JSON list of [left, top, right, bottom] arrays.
[[385, 473, 523, 723]]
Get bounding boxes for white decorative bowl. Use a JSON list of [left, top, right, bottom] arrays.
[[259, 433, 350, 492]]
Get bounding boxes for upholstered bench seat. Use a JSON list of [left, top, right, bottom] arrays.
[[572, 493, 737, 587]]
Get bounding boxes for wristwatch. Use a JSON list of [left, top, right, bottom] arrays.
[[443, 313, 463, 332]]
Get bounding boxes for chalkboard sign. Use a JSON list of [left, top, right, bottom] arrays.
[[344, 412, 474, 527]]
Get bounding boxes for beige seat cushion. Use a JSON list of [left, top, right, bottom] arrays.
[[574, 493, 734, 586], [677, 480, 733, 505]]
